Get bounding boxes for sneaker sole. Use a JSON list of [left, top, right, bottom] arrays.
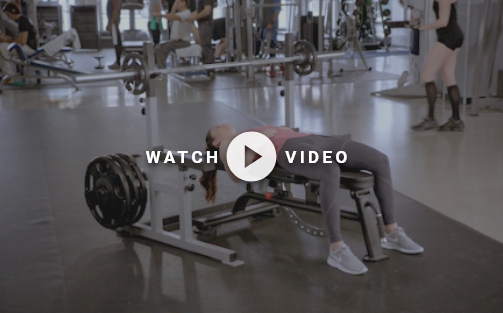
[[327, 258, 368, 275], [381, 242, 424, 254], [411, 125, 437, 131], [438, 128, 464, 132]]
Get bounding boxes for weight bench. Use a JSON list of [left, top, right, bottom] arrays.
[[27, 46, 74, 68], [113, 148, 389, 266], [169, 44, 211, 82], [0, 43, 86, 92]]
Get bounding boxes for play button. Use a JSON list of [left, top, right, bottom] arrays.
[[226, 132, 277, 182]]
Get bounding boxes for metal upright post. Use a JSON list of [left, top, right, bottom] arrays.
[[318, 0, 324, 79], [484, 0, 503, 97], [144, 43, 160, 149], [284, 33, 295, 128], [327, 0, 334, 76], [27, 0, 38, 33], [225, 4, 234, 62], [462, 0, 471, 105], [471, 0, 491, 116], [234, 0, 244, 62], [245, 0, 255, 81], [178, 167, 194, 241], [143, 42, 163, 233]]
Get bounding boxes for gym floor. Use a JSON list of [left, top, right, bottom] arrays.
[[1, 50, 502, 312]]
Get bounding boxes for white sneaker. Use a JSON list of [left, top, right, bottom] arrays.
[[327, 244, 368, 275], [381, 227, 424, 254]]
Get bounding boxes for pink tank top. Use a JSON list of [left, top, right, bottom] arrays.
[[244, 126, 312, 156]]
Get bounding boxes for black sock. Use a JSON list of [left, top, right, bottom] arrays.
[[115, 45, 122, 65], [447, 85, 461, 121], [425, 81, 438, 120]]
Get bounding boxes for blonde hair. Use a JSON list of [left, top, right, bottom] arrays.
[[199, 129, 218, 203]]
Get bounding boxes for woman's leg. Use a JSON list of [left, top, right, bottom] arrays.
[[215, 38, 227, 59], [153, 23, 161, 45], [277, 137, 343, 245], [317, 138, 397, 228], [278, 137, 369, 275], [323, 138, 424, 254], [439, 48, 465, 131], [413, 42, 454, 130]]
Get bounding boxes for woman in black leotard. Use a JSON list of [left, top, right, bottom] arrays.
[[410, 0, 465, 132]]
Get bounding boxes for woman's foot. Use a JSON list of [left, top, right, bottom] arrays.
[[438, 117, 465, 131], [327, 244, 368, 275], [411, 117, 438, 131], [381, 227, 424, 254]]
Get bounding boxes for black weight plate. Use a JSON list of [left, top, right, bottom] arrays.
[[117, 154, 148, 224], [84, 156, 132, 229], [109, 155, 140, 225]]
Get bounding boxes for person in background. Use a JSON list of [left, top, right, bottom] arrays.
[[255, 0, 281, 57], [0, 6, 19, 37], [149, 0, 163, 45], [154, 0, 195, 71], [410, 0, 464, 131], [107, 0, 122, 70], [188, 0, 214, 69], [212, 17, 226, 61], [0, 2, 36, 85]]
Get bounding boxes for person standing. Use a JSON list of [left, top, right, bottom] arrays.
[[256, 0, 281, 57], [188, 0, 214, 66], [107, 0, 122, 70], [410, 0, 464, 131], [149, 0, 163, 45]]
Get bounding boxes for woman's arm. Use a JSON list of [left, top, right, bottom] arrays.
[[170, 0, 179, 14], [191, 24, 201, 44], [164, 13, 182, 21], [5, 31, 28, 46], [419, 0, 451, 31]]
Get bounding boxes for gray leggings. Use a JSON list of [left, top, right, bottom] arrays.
[[277, 136, 396, 243]]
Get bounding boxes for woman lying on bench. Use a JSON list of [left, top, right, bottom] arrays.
[[200, 124, 424, 275]]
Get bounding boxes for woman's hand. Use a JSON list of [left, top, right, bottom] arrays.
[[405, 22, 420, 30]]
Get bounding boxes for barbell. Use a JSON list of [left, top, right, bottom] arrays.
[[73, 40, 346, 95]]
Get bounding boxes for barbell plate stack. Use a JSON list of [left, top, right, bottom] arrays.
[[84, 154, 148, 229], [85, 156, 132, 229], [117, 154, 148, 224]]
